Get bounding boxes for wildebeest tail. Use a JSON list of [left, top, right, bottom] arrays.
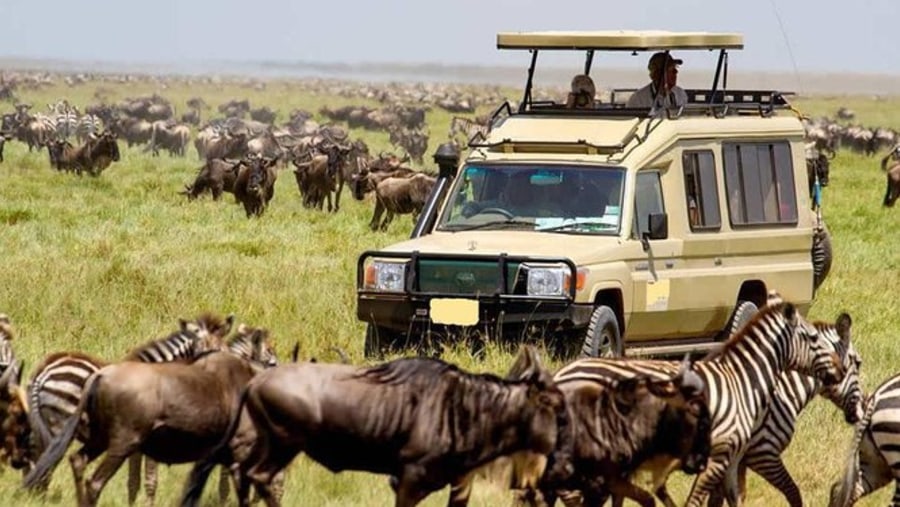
[[22, 372, 100, 489], [829, 393, 876, 507], [180, 386, 250, 507], [26, 380, 54, 457]]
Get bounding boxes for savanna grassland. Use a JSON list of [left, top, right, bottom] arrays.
[[0, 75, 898, 507]]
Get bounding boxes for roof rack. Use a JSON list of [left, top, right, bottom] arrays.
[[497, 31, 744, 51]]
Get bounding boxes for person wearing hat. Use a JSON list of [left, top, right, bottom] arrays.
[[626, 51, 688, 110], [566, 74, 597, 109]]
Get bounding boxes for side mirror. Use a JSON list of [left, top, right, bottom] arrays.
[[641, 212, 668, 251]]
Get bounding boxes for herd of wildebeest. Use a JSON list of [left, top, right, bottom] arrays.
[[3, 70, 900, 506]]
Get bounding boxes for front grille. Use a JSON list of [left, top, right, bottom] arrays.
[[416, 259, 520, 295]]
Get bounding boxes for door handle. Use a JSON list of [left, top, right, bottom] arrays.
[[664, 261, 674, 269], [714, 258, 722, 266]]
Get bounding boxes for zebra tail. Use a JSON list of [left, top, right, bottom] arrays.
[[830, 393, 876, 507], [23, 372, 101, 489], [180, 385, 250, 507]]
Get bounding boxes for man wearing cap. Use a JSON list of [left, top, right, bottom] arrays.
[[627, 51, 688, 110]]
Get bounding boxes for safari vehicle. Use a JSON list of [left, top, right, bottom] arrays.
[[356, 30, 820, 358]]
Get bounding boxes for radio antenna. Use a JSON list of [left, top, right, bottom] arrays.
[[769, 0, 804, 94]]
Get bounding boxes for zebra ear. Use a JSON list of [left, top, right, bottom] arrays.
[[223, 314, 235, 334], [782, 302, 797, 325]]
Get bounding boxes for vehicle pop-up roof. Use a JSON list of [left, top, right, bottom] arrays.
[[493, 30, 789, 118]]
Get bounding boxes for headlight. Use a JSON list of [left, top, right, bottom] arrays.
[[526, 265, 567, 296], [364, 260, 407, 292]]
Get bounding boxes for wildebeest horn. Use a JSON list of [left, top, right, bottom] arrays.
[[676, 354, 705, 395], [290, 342, 300, 363]]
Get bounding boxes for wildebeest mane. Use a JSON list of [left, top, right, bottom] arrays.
[[358, 357, 510, 387]]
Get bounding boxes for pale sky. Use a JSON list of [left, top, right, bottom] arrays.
[[0, 0, 896, 75]]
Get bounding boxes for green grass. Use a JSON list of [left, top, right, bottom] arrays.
[[0, 82, 898, 506]]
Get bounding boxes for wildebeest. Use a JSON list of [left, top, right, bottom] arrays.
[[46, 131, 120, 176], [181, 158, 244, 200], [22, 350, 265, 507], [147, 121, 191, 157], [500, 351, 711, 507], [881, 145, 900, 207], [292, 154, 335, 211], [234, 156, 278, 217], [368, 173, 437, 231], [180, 349, 567, 507]]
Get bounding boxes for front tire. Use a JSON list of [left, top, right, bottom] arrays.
[[580, 306, 623, 358], [725, 300, 758, 338]]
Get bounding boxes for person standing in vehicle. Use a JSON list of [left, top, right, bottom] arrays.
[[627, 51, 688, 109]]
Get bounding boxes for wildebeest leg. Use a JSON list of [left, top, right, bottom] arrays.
[[604, 477, 654, 507], [392, 467, 430, 507], [381, 210, 394, 231], [126, 454, 142, 505], [447, 473, 473, 506], [144, 457, 158, 506], [70, 445, 103, 507], [84, 447, 134, 507], [218, 465, 231, 503], [370, 200, 385, 230]]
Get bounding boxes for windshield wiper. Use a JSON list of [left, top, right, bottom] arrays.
[[445, 219, 535, 232], [536, 221, 615, 232]]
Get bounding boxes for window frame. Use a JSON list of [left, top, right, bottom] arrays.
[[633, 169, 666, 239]]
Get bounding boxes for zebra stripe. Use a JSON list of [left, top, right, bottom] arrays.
[[551, 303, 845, 506], [830, 373, 900, 506], [0, 314, 15, 371], [709, 318, 862, 507], [226, 324, 277, 367]]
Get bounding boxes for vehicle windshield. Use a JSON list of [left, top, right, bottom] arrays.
[[436, 164, 624, 235]]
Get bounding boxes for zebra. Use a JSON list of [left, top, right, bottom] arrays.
[[708, 314, 862, 507], [542, 302, 847, 507], [829, 372, 900, 506], [54, 111, 79, 141], [75, 114, 103, 143], [25, 313, 235, 493], [0, 314, 16, 372]]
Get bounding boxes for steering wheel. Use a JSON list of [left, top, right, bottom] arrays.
[[478, 207, 516, 219]]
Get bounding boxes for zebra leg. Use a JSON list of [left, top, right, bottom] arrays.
[[143, 457, 158, 507], [747, 455, 802, 507], [685, 454, 731, 507], [127, 454, 142, 505]]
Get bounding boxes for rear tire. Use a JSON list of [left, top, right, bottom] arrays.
[[725, 300, 758, 338], [580, 306, 623, 358]]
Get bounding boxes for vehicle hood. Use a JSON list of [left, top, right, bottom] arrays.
[[376, 231, 623, 264]]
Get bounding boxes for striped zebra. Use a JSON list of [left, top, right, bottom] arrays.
[[547, 302, 847, 507], [0, 314, 15, 372], [708, 314, 862, 507], [830, 372, 900, 506], [54, 111, 79, 141], [75, 114, 103, 143]]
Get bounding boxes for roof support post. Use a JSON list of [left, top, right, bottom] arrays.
[[520, 49, 539, 113]]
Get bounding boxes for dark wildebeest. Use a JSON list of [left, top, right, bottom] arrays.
[[21, 350, 265, 507], [882, 145, 900, 207], [805, 144, 832, 205], [0, 360, 30, 474], [46, 131, 121, 176], [181, 158, 244, 200], [148, 121, 191, 157], [180, 349, 567, 507], [368, 173, 437, 231], [234, 156, 279, 217], [203, 131, 249, 161], [292, 154, 336, 211], [496, 350, 711, 507], [0, 133, 11, 162]]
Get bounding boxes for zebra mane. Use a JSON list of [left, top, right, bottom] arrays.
[[704, 301, 795, 360], [124, 327, 198, 362]]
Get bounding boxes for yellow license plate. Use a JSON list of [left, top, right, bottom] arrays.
[[429, 298, 479, 326]]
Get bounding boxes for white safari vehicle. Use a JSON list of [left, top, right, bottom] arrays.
[[356, 31, 821, 358]]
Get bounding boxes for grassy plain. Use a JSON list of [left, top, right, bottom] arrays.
[[0, 78, 897, 506]]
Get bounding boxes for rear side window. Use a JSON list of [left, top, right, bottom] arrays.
[[683, 151, 720, 231], [723, 142, 798, 226]]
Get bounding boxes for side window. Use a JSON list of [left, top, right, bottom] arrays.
[[634, 171, 664, 237], [682, 151, 721, 231], [723, 142, 798, 226]]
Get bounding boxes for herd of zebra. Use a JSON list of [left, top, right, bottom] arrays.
[[0, 295, 899, 505]]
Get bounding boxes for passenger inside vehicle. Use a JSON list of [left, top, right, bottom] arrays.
[[566, 74, 597, 109]]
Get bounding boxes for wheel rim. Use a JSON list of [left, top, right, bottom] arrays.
[[597, 326, 614, 357]]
